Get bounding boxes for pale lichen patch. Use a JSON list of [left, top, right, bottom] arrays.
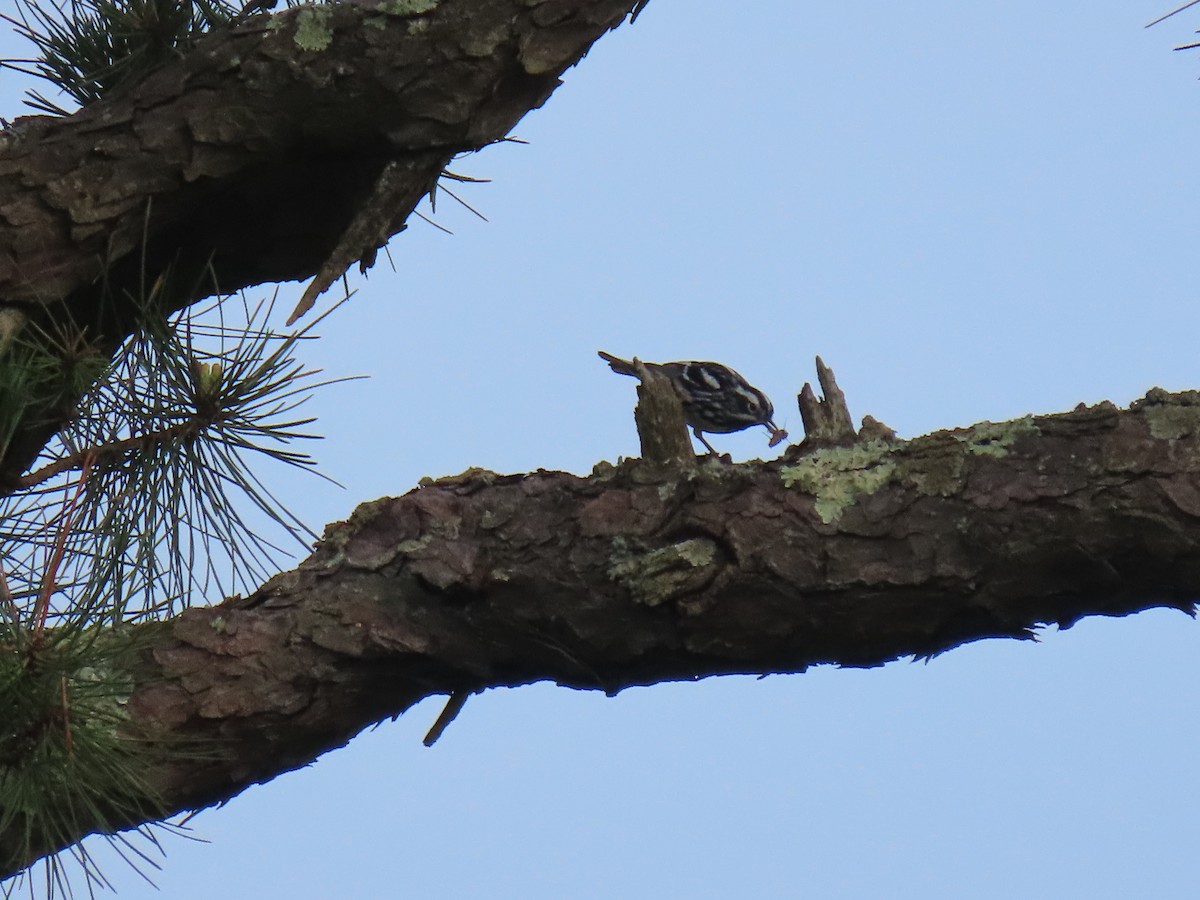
[[75, 659, 135, 722], [964, 417, 1037, 457], [608, 537, 720, 606], [378, 0, 440, 13], [294, 6, 334, 51], [780, 442, 897, 524], [395, 534, 434, 555], [1145, 404, 1200, 441]]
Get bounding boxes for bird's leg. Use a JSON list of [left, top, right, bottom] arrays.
[[693, 428, 719, 455]]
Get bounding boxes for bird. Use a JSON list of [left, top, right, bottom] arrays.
[[598, 351, 787, 454]]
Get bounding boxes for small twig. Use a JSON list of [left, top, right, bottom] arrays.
[[0, 564, 18, 626], [236, 0, 278, 21], [423, 689, 473, 747], [439, 170, 491, 184], [33, 454, 92, 634], [17, 419, 198, 490]]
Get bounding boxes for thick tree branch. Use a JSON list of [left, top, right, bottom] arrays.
[[0, 0, 643, 484], [7, 387, 1200, 876]]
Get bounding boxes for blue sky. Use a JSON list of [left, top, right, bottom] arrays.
[[4, 2, 1200, 897]]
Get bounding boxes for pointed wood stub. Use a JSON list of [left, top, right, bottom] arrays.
[[798, 356, 857, 446]]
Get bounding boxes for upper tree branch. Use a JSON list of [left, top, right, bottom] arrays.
[[7, 388, 1200, 875], [0, 0, 643, 484]]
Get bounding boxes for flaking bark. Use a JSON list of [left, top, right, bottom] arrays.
[[6, 388, 1200, 875]]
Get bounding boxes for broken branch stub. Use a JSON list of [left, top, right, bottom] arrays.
[[797, 355, 858, 447], [795, 356, 895, 449], [631, 359, 697, 467]]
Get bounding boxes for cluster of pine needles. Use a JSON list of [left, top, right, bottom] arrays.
[[0, 1, 497, 897], [0, 4, 351, 894], [0, 0, 312, 114], [0, 287, 351, 898]]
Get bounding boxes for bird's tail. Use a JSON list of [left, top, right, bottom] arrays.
[[597, 350, 638, 377]]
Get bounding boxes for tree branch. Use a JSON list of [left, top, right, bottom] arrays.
[[7, 386, 1200, 876], [0, 0, 644, 485]]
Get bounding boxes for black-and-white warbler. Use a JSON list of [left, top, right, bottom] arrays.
[[598, 351, 788, 454]]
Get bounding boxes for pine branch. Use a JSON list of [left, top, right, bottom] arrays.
[[6, 387, 1200, 878], [0, 0, 647, 486]]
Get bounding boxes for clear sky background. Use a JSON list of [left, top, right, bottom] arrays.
[[5, 1, 1200, 897]]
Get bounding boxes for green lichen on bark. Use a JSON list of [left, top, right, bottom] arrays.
[[780, 442, 897, 524], [293, 6, 334, 51], [1144, 403, 1200, 441], [377, 0, 440, 13], [891, 417, 1040, 497], [964, 417, 1038, 457], [607, 537, 720, 606]]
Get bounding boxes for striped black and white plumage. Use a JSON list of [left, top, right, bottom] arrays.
[[598, 351, 787, 454]]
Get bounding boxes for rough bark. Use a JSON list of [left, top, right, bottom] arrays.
[[6, 388, 1200, 876], [3, 0, 1199, 881], [0, 0, 642, 486]]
